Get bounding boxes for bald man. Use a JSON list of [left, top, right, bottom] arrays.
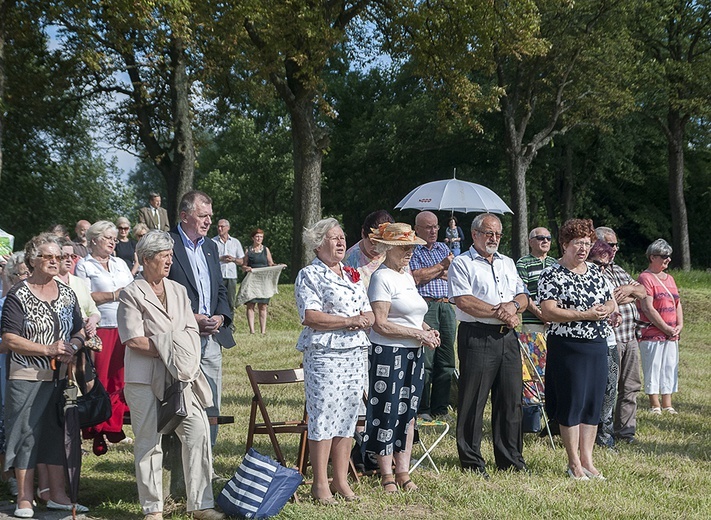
[[516, 227, 556, 334], [409, 211, 456, 420]]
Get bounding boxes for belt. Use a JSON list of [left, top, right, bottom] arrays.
[[423, 297, 449, 303], [464, 321, 512, 335]]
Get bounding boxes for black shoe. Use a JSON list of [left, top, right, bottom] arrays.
[[418, 413, 434, 422], [619, 436, 637, 445]]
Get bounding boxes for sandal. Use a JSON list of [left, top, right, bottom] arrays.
[[649, 407, 662, 415], [395, 472, 418, 492], [381, 476, 398, 494], [36, 487, 50, 503], [663, 407, 678, 415]]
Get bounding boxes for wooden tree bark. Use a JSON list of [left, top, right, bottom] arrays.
[[0, 0, 11, 184], [665, 108, 691, 270], [122, 36, 195, 224], [290, 97, 325, 269]]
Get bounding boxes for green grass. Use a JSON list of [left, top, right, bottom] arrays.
[[5, 278, 711, 519]]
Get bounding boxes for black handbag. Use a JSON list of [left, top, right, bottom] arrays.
[[58, 349, 112, 428], [157, 378, 188, 435]]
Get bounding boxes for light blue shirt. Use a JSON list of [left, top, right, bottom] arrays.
[[177, 224, 212, 315]]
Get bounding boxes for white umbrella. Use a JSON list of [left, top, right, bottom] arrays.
[[396, 176, 513, 214]]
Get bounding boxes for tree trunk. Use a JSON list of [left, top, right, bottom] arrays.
[[0, 0, 10, 184], [509, 155, 529, 260], [561, 143, 574, 222], [288, 97, 323, 274], [167, 36, 195, 225], [666, 108, 691, 270]]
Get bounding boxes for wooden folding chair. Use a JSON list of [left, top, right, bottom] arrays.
[[245, 366, 310, 480]]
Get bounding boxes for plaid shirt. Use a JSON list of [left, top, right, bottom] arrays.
[[409, 242, 450, 298], [604, 263, 640, 343]]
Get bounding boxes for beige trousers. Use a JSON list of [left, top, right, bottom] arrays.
[[124, 382, 215, 514]]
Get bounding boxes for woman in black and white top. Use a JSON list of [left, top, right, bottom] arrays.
[[1, 233, 86, 518], [538, 219, 615, 482]]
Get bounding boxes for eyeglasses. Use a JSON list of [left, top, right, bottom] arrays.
[[61, 253, 73, 260], [592, 259, 610, 269], [37, 254, 62, 262], [417, 225, 440, 232], [533, 235, 552, 242], [476, 230, 503, 239], [136, 234, 146, 240], [101, 236, 118, 243], [569, 240, 592, 249], [655, 254, 671, 260], [607, 242, 619, 248], [326, 235, 346, 242], [117, 226, 130, 231]]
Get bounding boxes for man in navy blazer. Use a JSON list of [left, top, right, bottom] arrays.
[[169, 190, 235, 446]]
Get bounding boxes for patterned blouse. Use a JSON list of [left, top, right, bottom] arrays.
[[537, 262, 613, 340], [1, 280, 82, 381], [295, 257, 372, 352]]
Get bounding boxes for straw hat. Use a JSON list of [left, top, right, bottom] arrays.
[[369, 222, 426, 246]]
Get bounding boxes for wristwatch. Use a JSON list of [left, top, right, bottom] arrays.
[[512, 300, 521, 311]]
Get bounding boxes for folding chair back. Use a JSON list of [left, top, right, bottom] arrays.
[[245, 366, 309, 476]]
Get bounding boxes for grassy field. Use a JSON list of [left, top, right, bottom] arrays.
[[6, 271, 711, 519]]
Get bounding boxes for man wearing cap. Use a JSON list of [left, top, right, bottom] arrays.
[[448, 213, 528, 476], [516, 227, 556, 335], [595, 226, 647, 444], [409, 211, 455, 420]]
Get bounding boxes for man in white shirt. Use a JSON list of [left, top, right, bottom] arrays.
[[448, 213, 529, 477], [212, 219, 245, 313]]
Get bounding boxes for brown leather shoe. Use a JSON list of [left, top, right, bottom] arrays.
[[192, 508, 226, 520]]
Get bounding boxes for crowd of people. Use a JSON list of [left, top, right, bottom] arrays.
[[296, 210, 683, 501], [0, 191, 684, 515], [0, 190, 285, 519]]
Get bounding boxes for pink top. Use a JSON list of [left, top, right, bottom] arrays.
[[636, 271, 680, 341]]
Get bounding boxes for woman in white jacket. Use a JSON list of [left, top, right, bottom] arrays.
[[118, 231, 225, 520]]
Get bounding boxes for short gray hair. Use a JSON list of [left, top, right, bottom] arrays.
[[136, 230, 175, 264], [303, 218, 341, 255], [5, 252, 26, 281], [116, 216, 131, 228], [595, 226, 615, 240], [86, 221, 117, 252], [372, 242, 394, 255], [471, 213, 501, 231], [179, 190, 212, 214], [646, 238, 672, 259], [24, 233, 61, 270]]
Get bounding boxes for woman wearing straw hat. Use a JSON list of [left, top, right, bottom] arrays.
[[362, 222, 441, 493]]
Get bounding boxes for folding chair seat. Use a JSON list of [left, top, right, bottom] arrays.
[[245, 366, 310, 477]]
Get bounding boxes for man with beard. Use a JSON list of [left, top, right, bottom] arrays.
[[448, 213, 528, 477]]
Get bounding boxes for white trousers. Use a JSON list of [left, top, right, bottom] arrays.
[[124, 382, 215, 514], [639, 339, 679, 395]]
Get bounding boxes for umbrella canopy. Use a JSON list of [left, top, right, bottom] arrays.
[[63, 379, 82, 519], [396, 178, 513, 214]]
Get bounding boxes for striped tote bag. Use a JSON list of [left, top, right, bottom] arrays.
[[218, 448, 303, 518]]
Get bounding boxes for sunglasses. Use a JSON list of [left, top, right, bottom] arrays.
[[533, 235, 552, 242], [37, 254, 62, 262], [656, 254, 671, 260], [117, 226, 130, 231], [607, 242, 619, 248]]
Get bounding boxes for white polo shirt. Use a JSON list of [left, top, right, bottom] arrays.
[[212, 235, 245, 280], [448, 246, 526, 324]]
